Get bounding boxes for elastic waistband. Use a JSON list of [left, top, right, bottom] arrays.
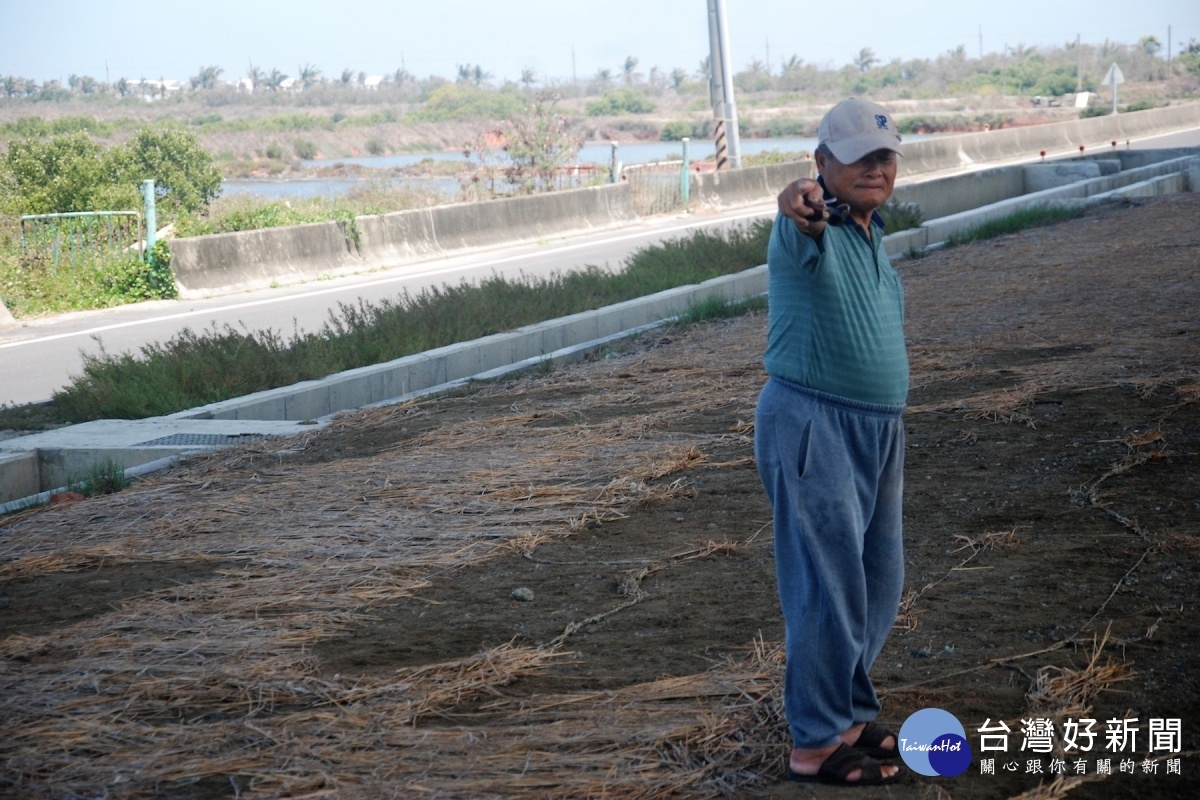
[[768, 376, 906, 418]]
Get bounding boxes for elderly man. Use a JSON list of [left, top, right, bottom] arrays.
[[756, 98, 907, 787]]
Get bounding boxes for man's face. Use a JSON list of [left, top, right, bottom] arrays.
[[817, 148, 897, 216]]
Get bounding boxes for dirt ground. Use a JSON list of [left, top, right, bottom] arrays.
[[1, 194, 1198, 799]]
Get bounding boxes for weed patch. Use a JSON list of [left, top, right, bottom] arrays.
[[8, 222, 772, 425], [945, 205, 1085, 246]]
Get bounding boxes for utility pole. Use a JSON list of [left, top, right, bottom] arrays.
[[707, 0, 741, 170], [1076, 34, 1082, 92], [1167, 25, 1172, 75]]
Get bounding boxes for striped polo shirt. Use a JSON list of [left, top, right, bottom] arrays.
[[763, 212, 909, 406]]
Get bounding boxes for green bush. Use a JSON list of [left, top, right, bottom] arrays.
[[878, 200, 923, 232], [265, 142, 285, 159], [407, 84, 525, 122], [293, 139, 318, 160], [586, 88, 656, 116], [659, 120, 697, 141], [0, 132, 115, 215], [2, 126, 224, 220], [365, 137, 387, 155], [104, 253, 177, 302], [115, 127, 222, 217]]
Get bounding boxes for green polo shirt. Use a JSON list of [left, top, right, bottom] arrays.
[[763, 212, 909, 405]]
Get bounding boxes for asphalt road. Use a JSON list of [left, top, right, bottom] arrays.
[[0, 205, 776, 406], [3, 126, 1198, 407]]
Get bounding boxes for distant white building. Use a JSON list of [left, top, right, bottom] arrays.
[[363, 75, 385, 90], [127, 78, 183, 100]]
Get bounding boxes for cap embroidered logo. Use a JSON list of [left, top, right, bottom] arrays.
[[875, 114, 889, 130]]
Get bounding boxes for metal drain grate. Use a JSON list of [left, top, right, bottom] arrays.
[[134, 433, 270, 447]]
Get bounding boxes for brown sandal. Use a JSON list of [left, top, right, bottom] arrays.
[[788, 743, 904, 786]]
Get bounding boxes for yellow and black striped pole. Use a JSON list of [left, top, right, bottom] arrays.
[[707, 0, 741, 170]]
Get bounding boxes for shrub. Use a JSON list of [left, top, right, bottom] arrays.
[[293, 139, 318, 160], [878, 200, 923, 232], [265, 142, 285, 159], [586, 88, 656, 116], [106, 126, 222, 218], [659, 120, 696, 141], [365, 137, 387, 155]]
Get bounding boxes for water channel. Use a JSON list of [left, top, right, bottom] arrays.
[[221, 136, 825, 200]]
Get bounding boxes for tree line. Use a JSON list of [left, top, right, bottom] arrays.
[[4, 35, 1197, 106]]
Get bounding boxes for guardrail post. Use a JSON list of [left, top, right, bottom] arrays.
[[610, 141, 621, 183], [681, 138, 691, 206], [141, 179, 156, 260]]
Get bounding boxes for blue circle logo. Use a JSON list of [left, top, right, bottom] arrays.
[[897, 708, 973, 777]]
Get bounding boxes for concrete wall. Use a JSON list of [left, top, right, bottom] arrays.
[[171, 219, 360, 296], [893, 166, 1025, 221], [899, 102, 1200, 178], [170, 183, 637, 298], [692, 161, 816, 207]]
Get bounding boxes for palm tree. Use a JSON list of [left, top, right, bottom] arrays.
[[781, 55, 803, 74], [298, 63, 321, 88], [340, 68, 354, 86], [520, 67, 537, 90], [622, 55, 641, 86], [854, 47, 879, 73], [191, 65, 223, 90], [247, 65, 263, 91], [744, 58, 767, 75], [670, 67, 688, 90], [265, 69, 287, 92], [472, 65, 492, 87], [114, 77, 129, 97], [594, 68, 614, 90]]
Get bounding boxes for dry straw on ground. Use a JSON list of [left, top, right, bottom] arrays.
[[3, 195, 1199, 798]]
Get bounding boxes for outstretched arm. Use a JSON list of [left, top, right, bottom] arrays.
[[777, 178, 828, 239]]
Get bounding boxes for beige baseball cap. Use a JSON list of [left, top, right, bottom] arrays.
[[818, 98, 903, 164]]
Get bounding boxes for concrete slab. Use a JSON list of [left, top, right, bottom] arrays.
[[0, 418, 325, 509]]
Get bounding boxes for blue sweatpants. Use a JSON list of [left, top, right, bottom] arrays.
[[754, 377, 906, 749]]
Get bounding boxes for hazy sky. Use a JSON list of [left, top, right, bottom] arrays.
[[1, 1, 1195, 86]]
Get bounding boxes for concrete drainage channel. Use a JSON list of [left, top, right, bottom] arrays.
[[2, 149, 1198, 513]]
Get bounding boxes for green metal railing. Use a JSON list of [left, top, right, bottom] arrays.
[[20, 210, 145, 268], [619, 138, 695, 216]]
